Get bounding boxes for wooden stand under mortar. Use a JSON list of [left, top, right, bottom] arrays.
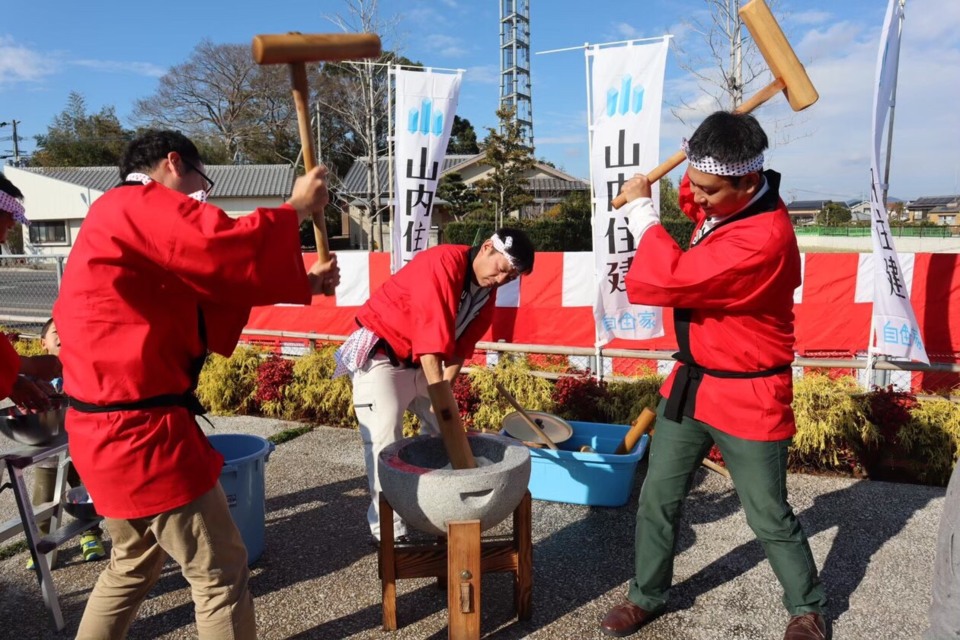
[[378, 491, 533, 639]]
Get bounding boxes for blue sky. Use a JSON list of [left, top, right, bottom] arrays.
[[2, 0, 958, 201]]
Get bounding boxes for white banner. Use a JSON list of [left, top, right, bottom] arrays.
[[869, 0, 928, 363], [587, 40, 669, 345], [392, 68, 462, 272]]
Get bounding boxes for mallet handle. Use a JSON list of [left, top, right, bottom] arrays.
[[609, 76, 790, 211], [427, 380, 477, 470], [615, 407, 656, 454], [494, 381, 559, 450], [290, 62, 335, 296]]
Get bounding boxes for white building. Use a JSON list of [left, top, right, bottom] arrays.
[[3, 165, 296, 257]]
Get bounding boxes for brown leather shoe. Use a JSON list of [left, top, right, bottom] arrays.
[[600, 601, 659, 637], [783, 612, 827, 640]]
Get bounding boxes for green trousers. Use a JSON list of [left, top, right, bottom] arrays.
[[627, 401, 827, 616]]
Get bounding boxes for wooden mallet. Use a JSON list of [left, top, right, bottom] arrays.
[[614, 407, 731, 479], [610, 0, 818, 210], [252, 33, 382, 294], [426, 380, 477, 470]]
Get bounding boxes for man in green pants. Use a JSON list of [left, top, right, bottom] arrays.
[[601, 111, 827, 640]]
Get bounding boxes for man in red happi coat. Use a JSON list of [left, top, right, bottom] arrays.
[[55, 130, 338, 639], [600, 112, 827, 640]]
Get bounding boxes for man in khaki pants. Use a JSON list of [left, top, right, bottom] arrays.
[[56, 130, 339, 639]]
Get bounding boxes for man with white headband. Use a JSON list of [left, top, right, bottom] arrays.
[[336, 227, 535, 542], [600, 112, 827, 640], [53, 129, 339, 639]]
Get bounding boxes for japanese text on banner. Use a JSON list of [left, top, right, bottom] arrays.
[[587, 40, 669, 345], [392, 68, 462, 272]]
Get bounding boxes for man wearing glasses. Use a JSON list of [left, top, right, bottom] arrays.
[[54, 129, 338, 639]]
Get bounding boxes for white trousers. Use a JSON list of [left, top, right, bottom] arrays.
[[352, 354, 439, 539]]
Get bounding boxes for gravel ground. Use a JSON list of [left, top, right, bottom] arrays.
[[0, 415, 946, 639]]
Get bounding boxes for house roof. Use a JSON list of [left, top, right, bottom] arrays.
[[908, 195, 960, 208], [787, 200, 832, 211], [929, 204, 960, 214], [341, 155, 477, 194], [22, 165, 295, 198], [340, 154, 588, 195]]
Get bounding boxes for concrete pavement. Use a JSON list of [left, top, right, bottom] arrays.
[[0, 416, 946, 639]]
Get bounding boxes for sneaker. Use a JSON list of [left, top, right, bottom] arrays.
[[80, 533, 106, 562], [25, 555, 36, 571]]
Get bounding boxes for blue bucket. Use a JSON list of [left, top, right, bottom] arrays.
[[207, 434, 275, 565]]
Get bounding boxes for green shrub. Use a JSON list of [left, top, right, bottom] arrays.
[[196, 346, 262, 415], [899, 398, 960, 484], [790, 374, 876, 474], [10, 337, 44, 357], [286, 345, 356, 427], [601, 377, 663, 425], [468, 356, 554, 431]]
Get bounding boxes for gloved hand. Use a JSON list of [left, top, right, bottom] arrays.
[[621, 174, 661, 241], [624, 196, 661, 242]]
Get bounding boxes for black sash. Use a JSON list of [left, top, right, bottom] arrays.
[[69, 307, 209, 417]]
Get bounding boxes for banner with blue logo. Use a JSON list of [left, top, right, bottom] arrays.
[[586, 39, 669, 345], [868, 0, 928, 364], [392, 68, 463, 272]]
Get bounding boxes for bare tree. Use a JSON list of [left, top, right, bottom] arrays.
[[671, 0, 810, 145], [133, 40, 299, 164], [321, 0, 403, 251]]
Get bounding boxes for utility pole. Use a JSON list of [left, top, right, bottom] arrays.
[[0, 120, 22, 166]]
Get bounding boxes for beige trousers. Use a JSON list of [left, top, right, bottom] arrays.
[[353, 354, 440, 539], [75, 484, 255, 640]]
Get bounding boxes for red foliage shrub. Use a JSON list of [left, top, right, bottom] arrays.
[[865, 385, 917, 441], [552, 374, 609, 421], [453, 374, 480, 429], [255, 354, 294, 406], [706, 444, 725, 466]]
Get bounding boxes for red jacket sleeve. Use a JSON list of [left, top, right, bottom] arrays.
[[124, 185, 311, 308], [0, 334, 20, 399], [625, 219, 790, 312]]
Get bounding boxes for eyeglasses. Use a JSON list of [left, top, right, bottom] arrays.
[[182, 159, 215, 195]]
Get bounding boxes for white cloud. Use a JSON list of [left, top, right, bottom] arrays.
[[71, 59, 167, 78], [786, 10, 832, 26], [0, 36, 57, 85], [464, 65, 499, 85], [424, 34, 468, 58]]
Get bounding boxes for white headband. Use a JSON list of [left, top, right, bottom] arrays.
[[125, 172, 208, 203], [0, 191, 28, 225], [681, 138, 764, 176], [490, 233, 518, 269]]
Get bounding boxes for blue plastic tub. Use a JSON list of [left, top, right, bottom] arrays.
[[524, 421, 649, 507], [208, 434, 275, 564]]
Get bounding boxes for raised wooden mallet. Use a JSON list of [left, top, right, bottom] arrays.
[[610, 0, 819, 210], [252, 32, 382, 293]]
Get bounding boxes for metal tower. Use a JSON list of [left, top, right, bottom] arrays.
[[499, 0, 533, 148]]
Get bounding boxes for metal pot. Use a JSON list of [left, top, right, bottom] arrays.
[[64, 486, 100, 521], [0, 397, 68, 446]]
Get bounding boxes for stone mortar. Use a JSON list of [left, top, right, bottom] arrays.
[[378, 433, 531, 537]]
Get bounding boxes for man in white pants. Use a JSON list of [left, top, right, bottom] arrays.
[[334, 229, 535, 541]]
